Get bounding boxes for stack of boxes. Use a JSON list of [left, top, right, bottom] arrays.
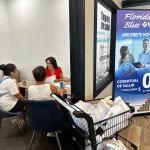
[[137, 101, 150, 112]]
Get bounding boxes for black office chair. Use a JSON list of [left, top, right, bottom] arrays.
[[24, 100, 64, 150]]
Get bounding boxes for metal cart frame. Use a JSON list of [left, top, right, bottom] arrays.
[[51, 94, 137, 150]]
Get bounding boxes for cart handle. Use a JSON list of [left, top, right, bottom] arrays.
[[51, 93, 75, 113]]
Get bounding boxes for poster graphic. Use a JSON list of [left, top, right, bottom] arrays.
[[114, 10, 150, 113], [96, 3, 111, 88]]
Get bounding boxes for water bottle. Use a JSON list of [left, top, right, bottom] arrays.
[[60, 81, 64, 89]]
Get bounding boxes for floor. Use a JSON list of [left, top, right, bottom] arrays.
[[1, 115, 150, 150], [120, 115, 150, 150], [0, 118, 75, 150]]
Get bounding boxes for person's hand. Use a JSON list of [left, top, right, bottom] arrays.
[[139, 64, 145, 68], [60, 88, 66, 95], [54, 79, 58, 82], [102, 140, 107, 148], [59, 88, 66, 98]]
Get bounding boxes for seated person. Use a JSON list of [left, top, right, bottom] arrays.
[[45, 57, 63, 82], [118, 54, 137, 76], [118, 46, 135, 68], [28, 66, 65, 100], [0, 64, 25, 112]]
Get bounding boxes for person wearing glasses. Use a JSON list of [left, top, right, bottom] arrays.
[[0, 63, 25, 112]]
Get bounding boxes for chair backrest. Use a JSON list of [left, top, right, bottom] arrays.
[[24, 100, 64, 132]]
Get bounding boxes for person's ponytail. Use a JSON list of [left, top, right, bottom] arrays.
[[0, 64, 16, 76], [0, 64, 6, 72]]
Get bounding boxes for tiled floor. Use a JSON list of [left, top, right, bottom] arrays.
[[0, 118, 75, 150]]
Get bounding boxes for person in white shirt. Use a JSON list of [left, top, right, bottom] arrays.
[[0, 64, 25, 112], [28, 66, 66, 137], [28, 66, 65, 100]]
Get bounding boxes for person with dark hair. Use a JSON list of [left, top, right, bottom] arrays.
[[118, 46, 135, 68], [28, 66, 66, 137], [45, 57, 63, 82], [28, 66, 66, 100], [138, 39, 150, 67], [0, 63, 25, 112], [118, 54, 137, 76]]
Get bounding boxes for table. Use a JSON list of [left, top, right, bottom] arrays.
[[19, 81, 71, 98]]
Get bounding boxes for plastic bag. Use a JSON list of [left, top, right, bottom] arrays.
[[105, 138, 126, 150], [71, 100, 101, 132], [71, 100, 110, 133], [94, 100, 110, 120], [105, 105, 122, 119], [114, 96, 130, 112]]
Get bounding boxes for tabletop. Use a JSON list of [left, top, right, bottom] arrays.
[[18, 81, 71, 95]]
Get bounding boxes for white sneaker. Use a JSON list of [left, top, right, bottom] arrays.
[[47, 132, 56, 137], [57, 130, 62, 134]]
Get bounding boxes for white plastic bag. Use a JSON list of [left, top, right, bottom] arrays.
[[106, 138, 126, 150], [71, 100, 101, 132], [114, 96, 130, 112], [85, 142, 104, 150], [105, 105, 122, 119], [94, 100, 110, 121]]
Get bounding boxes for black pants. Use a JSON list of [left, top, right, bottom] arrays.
[[9, 100, 24, 113]]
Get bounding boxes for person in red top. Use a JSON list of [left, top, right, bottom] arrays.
[[45, 57, 63, 82]]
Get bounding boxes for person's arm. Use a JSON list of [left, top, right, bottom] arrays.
[[138, 53, 146, 67], [130, 63, 138, 75], [144, 52, 150, 67], [50, 85, 66, 109], [54, 68, 63, 82], [54, 72, 63, 82], [50, 84, 58, 94], [7, 80, 25, 101], [15, 93, 25, 101], [59, 88, 66, 98], [50, 84, 66, 98], [15, 80, 20, 92]]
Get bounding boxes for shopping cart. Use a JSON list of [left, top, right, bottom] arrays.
[[51, 94, 137, 150]]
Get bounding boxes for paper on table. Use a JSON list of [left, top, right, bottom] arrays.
[[52, 82, 71, 89], [45, 75, 56, 84], [53, 82, 60, 87], [65, 85, 71, 89]]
